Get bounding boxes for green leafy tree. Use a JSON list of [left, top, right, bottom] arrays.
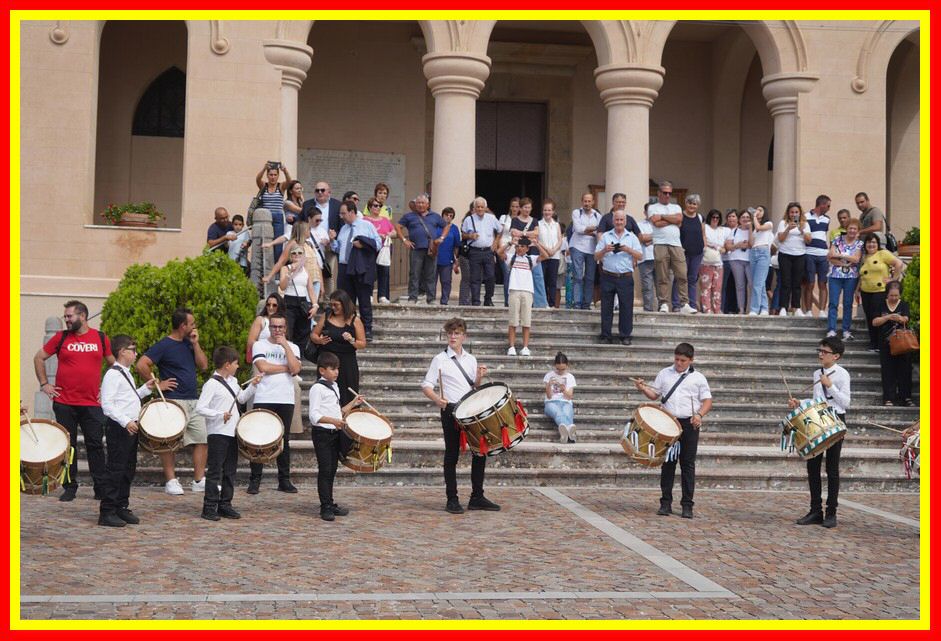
[[901, 255, 920, 334], [100, 252, 258, 384]]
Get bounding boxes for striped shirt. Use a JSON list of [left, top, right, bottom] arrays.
[[260, 187, 286, 228], [805, 212, 831, 256]]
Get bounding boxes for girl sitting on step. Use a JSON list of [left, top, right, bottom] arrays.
[[543, 352, 577, 444]]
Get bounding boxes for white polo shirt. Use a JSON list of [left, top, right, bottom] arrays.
[[422, 346, 478, 404]]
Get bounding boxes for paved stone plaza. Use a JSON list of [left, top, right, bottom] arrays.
[[19, 485, 920, 621]]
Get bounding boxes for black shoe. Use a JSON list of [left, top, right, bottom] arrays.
[[796, 510, 823, 525], [218, 505, 241, 519], [59, 488, 77, 502], [320, 508, 336, 521], [94, 491, 104, 501], [115, 508, 140, 524], [467, 496, 501, 511], [681, 505, 693, 519], [277, 481, 298, 494], [598, 335, 613, 344], [445, 499, 465, 514], [331, 504, 349, 517], [483, 301, 494, 307], [201, 508, 221, 521], [246, 478, 260, 495], [657, 502, 672, 516], [620, 337, 632, 346], [98, 512, 126, 527], [822, 511, 837, 528]]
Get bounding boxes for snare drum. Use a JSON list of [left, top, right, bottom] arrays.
[[236, 409, 284, 463], [453, 382, 528, 456], [341, 409, 394, 472], [780, 398, 847, 460], [620, 404, 683, 467], [138, 399, 186, 453], [20, 418, 72, 495]]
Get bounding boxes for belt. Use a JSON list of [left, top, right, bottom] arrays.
[[469, 246, 492, 252], [602, 269, 632, 278]]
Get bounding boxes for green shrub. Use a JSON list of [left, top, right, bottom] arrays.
[[902, 226, 920, 245], [100, 251, 258, 384], [901, 254, 920, 334]]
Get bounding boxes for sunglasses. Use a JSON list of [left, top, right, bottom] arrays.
[[314, 188, 327, 193], [369, 203, 380, 209]]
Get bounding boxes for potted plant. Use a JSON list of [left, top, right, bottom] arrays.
[[100, 202, 166, 228], [898, 226, 920, 256]]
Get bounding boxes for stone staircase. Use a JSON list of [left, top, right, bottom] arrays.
[[79, 305, 921, 491]]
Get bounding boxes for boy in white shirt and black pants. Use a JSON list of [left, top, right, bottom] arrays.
[[98, 334, 160, 527], [196, 346, 260, 521], [309, 351, 363, 521], [633, 343, 712, 519], [790, 336, 851, 529]]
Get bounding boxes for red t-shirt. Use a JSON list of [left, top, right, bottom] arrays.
[[42, 330, 113, 406]]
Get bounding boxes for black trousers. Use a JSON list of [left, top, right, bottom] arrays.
[[311, 426, 347, 509], [660, 417, 699, 508], [806, 417, 844, 513], [205, 434, 238, 509], [53, 402, 107, 493], [778, 253, 805, 310], [440, 406, 486, 501], [861, 291, 888, 349], [879, 344, 913, 403], [249, 403, 293, 483], [600, 272, 634, 339], [468, 247, 496, 306], [100, 418, 137, 514], [542, 258, 560, 307], [283, 295, 311, 351], [344, 271, 375, 335]]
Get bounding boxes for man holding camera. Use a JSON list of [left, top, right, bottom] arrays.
[[594, 210, 643, 345]]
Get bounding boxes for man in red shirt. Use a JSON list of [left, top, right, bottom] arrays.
[[33, 300, 115, 501]]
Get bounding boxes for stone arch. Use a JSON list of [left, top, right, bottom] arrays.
[[852, 20, 921, 94], [885, 28, 920, 233]]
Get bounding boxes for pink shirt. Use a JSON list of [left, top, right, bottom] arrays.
[[365, 216, 394, 238]]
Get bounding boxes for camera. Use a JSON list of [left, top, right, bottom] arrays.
[[612, 242, 622, 253], [267, 161, 281, 169]]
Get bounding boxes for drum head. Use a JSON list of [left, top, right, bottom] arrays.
[[140, 401, 187, 437], [237, 410, 284, 445], [20, 420, 69, 463], [637, 405, 681, 437], [346, 411, 393, 440], [454, 383, 509, 420]]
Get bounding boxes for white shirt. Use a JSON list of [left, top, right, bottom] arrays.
[[538, 219, 563, 259], [462, 212, 503, 249], [703, 225, 729, 266], [728, 227, 750, 261], [647, 202, 682, 247], [422, 346, 479, 404], [308, 378, 342, 429], [751, 222, 774, 248], [100, 363, 152, 429], [251, 338, 300, 404], [810, 364, 851, 415], [636, 219, 655, 262], [777, 220, 811, 256], [196, 373, 257, 437], [569, 208, 602, 254], [544, 371, 576, 402], [314, 200, 331, 237], [652, 365, 712, 420], [505, 252, 535, 293]]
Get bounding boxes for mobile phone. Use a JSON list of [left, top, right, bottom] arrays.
[[267, 161, 281, 169]]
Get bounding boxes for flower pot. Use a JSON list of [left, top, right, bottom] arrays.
[[898, 244, 920, 257], [116, 212, 159, 228]]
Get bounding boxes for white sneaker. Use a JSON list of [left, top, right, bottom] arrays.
[[843, 331, 854, 341], [520, 346, 531, 357], [779, 309, 788, 316], [826, 330, 837, 338], [748, 311, 758, 316], [164, 478, 184, 495], [567, 425, 577, 443], [794, 309, 805, 317], [659, 303, 669, 313], [378, 297, 390, 304], [191, 478, 205, 493], [680, 304, 698, 314], [507, 346, 517, 356], [759, 310, 769, 316], [558, 424, 568, 443]]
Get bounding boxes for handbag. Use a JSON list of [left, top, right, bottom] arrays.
[[246, 186, 265, 227], [885, 230, 899, 253], [458, 216, 476, 258], [703, 246, 721, 264], [889, 323, 919, 356]]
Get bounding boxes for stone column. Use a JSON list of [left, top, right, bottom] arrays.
[[761, 73, 818, 218], [422, 52, 491, 215], [594, 64, 664, 217], [250, 208, 274, 298], [263, 39, 313, 172]]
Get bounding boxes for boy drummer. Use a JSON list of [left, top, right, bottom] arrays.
[[789, 336, 851, 528], [421, 317, 499, 514], [633, 343, 712, 519]]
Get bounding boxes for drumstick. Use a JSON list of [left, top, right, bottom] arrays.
[[438, 370, 445, 405], [630, 377, 657, 393], [150, 376, 169, 408], [227, 376, 263, 414], [347, 387, 380, 414], [866, 420, 905, 435], [19, 407, 40, 445], [778, 367, 794, 399]]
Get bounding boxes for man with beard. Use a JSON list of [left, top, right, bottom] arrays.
[[33, 300, 115, 501]]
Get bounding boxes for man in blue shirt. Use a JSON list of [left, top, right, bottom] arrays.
[[334, 200, 382, 339], [594, 211, 643, 345], [395, 194, 444, 304], [433, 207, 462, 305], [206, 207, 236, 253], [461, 196, 504, 307]]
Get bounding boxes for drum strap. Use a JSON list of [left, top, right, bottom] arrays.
[[661, 367, 693, 405], [446, 352, 476, 388], [316, 378, 341, 401], [212, 374, 239, 401], [818, 368, 834, 400], [111, 365, 139, 396]]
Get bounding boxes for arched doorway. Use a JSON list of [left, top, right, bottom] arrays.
[[94, 21, 187, 228], [886, 32, 919, 235]]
